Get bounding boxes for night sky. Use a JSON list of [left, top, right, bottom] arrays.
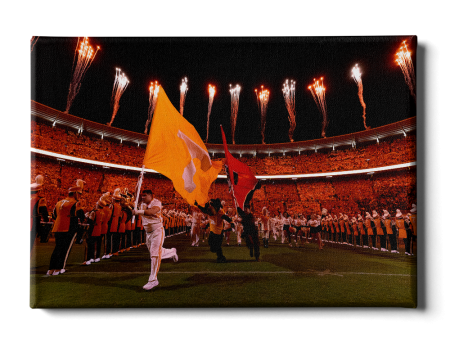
[[31, 36, 416, 144]]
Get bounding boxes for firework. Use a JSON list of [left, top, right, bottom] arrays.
[[107, 68, 129, 126], [30, 36, 39, 52], [179, 77, 188, 116], [282, 79, 296, 142], [308, 77, 328, 138], [144, 81, 160, 134], [255, 86, 270, 144], [229, 84, 241, 144], [65, 37, 100, 114], [395, 40, 416, 98], [205, 84, 216, 143], [351, 64, 369, 130]]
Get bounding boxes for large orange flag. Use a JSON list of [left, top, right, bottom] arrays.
[[143, 86, 222, 206]]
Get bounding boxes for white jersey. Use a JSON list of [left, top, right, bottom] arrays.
[[140, 198, 163, 232]]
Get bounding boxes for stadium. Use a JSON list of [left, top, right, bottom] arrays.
[[30, 100, 417, 308]]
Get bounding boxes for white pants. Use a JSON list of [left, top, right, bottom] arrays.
[[146, 226, 176, 282]]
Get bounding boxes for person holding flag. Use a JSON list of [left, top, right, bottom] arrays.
[[220, 125, 261, 261], [137, 86, 221, 283]]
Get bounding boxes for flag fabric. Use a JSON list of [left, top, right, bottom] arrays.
[[220, 125, 261, 210], [143, 86, 222, 206]]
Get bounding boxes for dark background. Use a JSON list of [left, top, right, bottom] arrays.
[[31, 36, 416, 144]]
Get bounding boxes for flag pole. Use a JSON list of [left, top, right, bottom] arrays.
[[132, 165, 145, 223]]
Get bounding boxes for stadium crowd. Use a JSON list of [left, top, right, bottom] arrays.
[[31, 120, 415, 175]]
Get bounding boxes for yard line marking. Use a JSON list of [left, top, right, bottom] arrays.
[[35, 271, 415, 277]]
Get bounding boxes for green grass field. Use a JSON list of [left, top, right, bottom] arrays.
[[30, 232, 417, 308]]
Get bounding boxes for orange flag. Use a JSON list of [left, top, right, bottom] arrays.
[[143, 86, 222, 206]]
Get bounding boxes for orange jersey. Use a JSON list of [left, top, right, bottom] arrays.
[[396, 219, 407, 239], [339, 220, 345, 232], [109, 202, 122, 233], [52, 197, 79, 233], [410, 214, 417, 236], [358, 221, 365, 235], [365, 219, 373, 235], [373, 218, 383, 235], [383, 219, 393, 235], [91, 208, 104, 237], [101, 205, 112, 235]]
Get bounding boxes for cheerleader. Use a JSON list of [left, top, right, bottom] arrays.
[[261, 207, 271, 248], [234, 213, 243, 246], [191, 205, 202, 246], [297, 214, 307, 245], [308, 214, 323, 250], [281, 211, 293, 246], [223, 207, 234, 246]]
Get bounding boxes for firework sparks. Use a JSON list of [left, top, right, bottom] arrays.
[[282, 79, 296, 142], [144, 81, 160, 134], [65, 37, 100, 114], [179, 77, 188, 116], [308, 77, 328, 138], [256, 86, 270, 144], [229, 84, 241, 144], [205, 84, 216, 143], [351, 64, 369, 130], [395, 40, 416, 98], [107, 68, 129, 126], [30, 36, 39, 52]]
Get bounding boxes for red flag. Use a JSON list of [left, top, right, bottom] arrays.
[[220, 125, 261, 210]]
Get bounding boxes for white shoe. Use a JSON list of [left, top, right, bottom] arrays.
[[143, 280, 159, 290], [60, 269, 66, 274], [82, 261, 91, 266], [94, 258, 100, 263], [88, 259, 94, 263], [381, 248, 387, 252], [101, 255, 107, 259], [372, 247, 379, 250], [391, 250, 399, 254], [46, 270, 52, 275], [363, 246, 369, 249], [405, 252, 411, 256], [173, 250, 178, 262], [52, 270, 60, 276]]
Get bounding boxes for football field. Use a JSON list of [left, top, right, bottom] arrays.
[[30, 232, 417, 308]]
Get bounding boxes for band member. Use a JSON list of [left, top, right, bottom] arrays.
[[409, 204, 417, 254], [47, 179, 86, 276], [382, 210, 398, 253], [109, 188, 123, 256], [331, 215, 338, 243], [100, 192, 113, 259], [339, 213, 346, 244], [352, 216, 360, 246], [195, 198, 232, 263], [357, 214, 368, 248], [344, 215, 352, 245], [83, 199, 106, 265], [133, 189, 178, 291], [31, 175, 49, 251], [395, 209, 411, 255], [373, 210, 386, 251], [365, 212, 377, 250]]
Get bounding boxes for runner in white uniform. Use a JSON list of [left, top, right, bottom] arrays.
[[191, 206, 202, 246], [133, 189, 178, 291]]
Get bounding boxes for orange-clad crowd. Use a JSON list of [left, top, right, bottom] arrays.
[[32, 120, 415, 176], [31, 118, 416, 222]]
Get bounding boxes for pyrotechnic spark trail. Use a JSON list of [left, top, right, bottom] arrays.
[[65, 37, 100, 114], [308, 77, 328, 138], [395, 40, 415, 98], [205, 84, 216, 143], [282, 79, 296, 142], [179, 77, 188, 116], [351, 64, 369, 130], [144, 81, 160, 134], [229, 84, 241, 144], [255, 86, 270, 144], [30, 36, 39, 52], [107, 68, 129, 126]]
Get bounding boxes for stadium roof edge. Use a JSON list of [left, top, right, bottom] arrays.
[[31, 100, 416, 156]]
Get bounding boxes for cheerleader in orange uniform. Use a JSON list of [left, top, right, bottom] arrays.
[[373, 210, 386, 251], [395, 209, 411, 255], [382, 210, 398, 253]]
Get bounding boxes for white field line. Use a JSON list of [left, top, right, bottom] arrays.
[[36, 271, 415, 277]]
